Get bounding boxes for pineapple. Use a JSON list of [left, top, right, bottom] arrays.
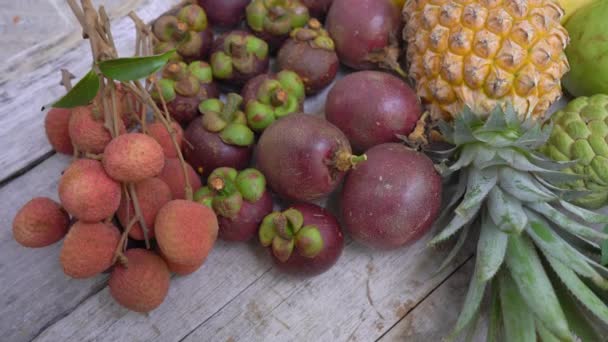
[[402, 0, 570, 121], [431, 105, 608, 340]]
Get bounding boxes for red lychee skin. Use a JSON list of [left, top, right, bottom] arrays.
[[102, 133, 166, 183], [68, 106, 125, 154], [158, 158, 202, 200], [147, 121, 184, 158], [12, 197, 70, 248], [117, 177, 172, 240], [159, 249, 205, 276], [58, 159, 121, 222], [155, 200, 218, 266], [59, 221, 120, 278], [109, 249, 170, 312], [45, 108, 73, 155]]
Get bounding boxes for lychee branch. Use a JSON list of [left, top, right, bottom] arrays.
[[128, 183, 151, 249]]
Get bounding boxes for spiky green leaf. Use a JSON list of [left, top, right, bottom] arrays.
[[536, 320, 562, 342], [482, 106, 508, 131], [504, 235, 571, 340], [448, 265, 487, 339], [487, 187, 527, 234], [498, 271, 536, 342], [547, 256, 608, 326], [450, 145, 478, 171], [487, 283, 502, 342], [98, 50, 176, 81], [430, 207, 478, 245], [525, 210, 608, 289], [602, 226, 608, 266], [498, 168, 556, 202], [527, 202, 608, 242], [52, 70, 99, 108], [457, 167, 497, 217], [560, 200, 608, 224], [472, 149, 498, 169], [477, 211, 508, 282], [435, 224, 471, 275], [527, 151, 578, 171]]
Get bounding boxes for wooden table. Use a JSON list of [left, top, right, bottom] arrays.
[[0, 1, 480, 341]]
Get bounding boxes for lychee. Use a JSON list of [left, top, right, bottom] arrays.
[[12, 197, 70, 248], [155, 200, 218, 266], [159, 249, 205, 275], [109, 248, 170, 312], [158, 158, 202, 199], [147, 121, 183, 158], [102, 133, 165, 183], [58, 159, 121, 222], [59, 221, 120, 278], [68, 106, 125, 154], [45, 108, 73, 155], [117, 177, 172, 240]]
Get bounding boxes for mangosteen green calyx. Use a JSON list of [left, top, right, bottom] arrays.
[[277, 18, 339, 94], [242, 71, 305, 132], [153, 4, 213, 62], [259, 208, 323, 262], [199, 93, 255, 147], [210, 31, 270, 86], [195, 167, 273, 242], [246, 0, 310, 49], [152, 61, 219, 125]]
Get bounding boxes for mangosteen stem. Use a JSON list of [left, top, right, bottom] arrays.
[[271, 89, 288, 107], [221, 93, 243, 122], [230, 40, 248, 59], [334, 151, 368, 172], [210, 177, 225, 192], [172, 21, 188, 40], [273, 214, 293, 239]]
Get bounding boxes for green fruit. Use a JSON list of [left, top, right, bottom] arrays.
[[541, 95, 608, 208], [563, 1, 608, 97]]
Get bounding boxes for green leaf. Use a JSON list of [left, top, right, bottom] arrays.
[[525, 210, 608, 289], [52, 70, 99, 108], [487, 187, 527, 234], [602, 226, 608, 266], [527, 151, 578, 171], [430, 204, 479, 246], [560, 200, 608, 224], [450, 145, 478, 171], [547, 255, 608, 326], [457, 167, 497, 217], [98, 50, 176, 81], [498, 271, 536, 342], [498, 167, 556, 202], [472, 148, 498, 169], [477, 211, 508, 282], [447, 262, 487, 340], [504, 234, 571, 340], [487, 283, 502, 342], [536, 320, 562, 342], [527, 202, 608, 243], [434, 223, 470, 276]]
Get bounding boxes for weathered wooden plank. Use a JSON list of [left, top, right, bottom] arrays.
[[379, 259, 490, 342], [34, 223, 471, 342], [0, 0, 181, 183]]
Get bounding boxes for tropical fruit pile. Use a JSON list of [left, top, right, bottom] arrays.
[[11, 0, 608, 338]]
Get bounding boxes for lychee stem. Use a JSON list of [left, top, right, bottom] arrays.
[[112, 216, 137, 265], [129, 182, 151, 249]]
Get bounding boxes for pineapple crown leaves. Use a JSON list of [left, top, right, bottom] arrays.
[[433, 105, 608, 341]]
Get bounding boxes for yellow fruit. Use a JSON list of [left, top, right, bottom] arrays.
[[403, 0, 570, 121], [558, 0, 596, 23]]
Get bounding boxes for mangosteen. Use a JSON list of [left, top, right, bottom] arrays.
[[184, 93, 254, 177], [198, 0, 249, 28], [152, 4, 214, 62], [241, 71, 305, 132], [259, 203, 344, 276], [277, 18, 339, 94], [245, 0, 310, 51], [195, 167, 274, 241], [210, 31, 270, 87]]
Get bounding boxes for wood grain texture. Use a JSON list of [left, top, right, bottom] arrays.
[[34, 230, 471, 342], [0, 0, 181, 183], [379, 259, 489, 342]]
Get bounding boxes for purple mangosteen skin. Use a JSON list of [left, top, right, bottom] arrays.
[[301, 0, 334, 18], [211, 31, 270, 86], [219, 190, 274, 241], [325, 71, 421, 152], [256, 113, 353, 202], [184, 117, 253, 178], [271, 203, 344, 276], [166, 82, 220, 126], [341, 143, 442, 250], [198, 0, 249, 28]]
